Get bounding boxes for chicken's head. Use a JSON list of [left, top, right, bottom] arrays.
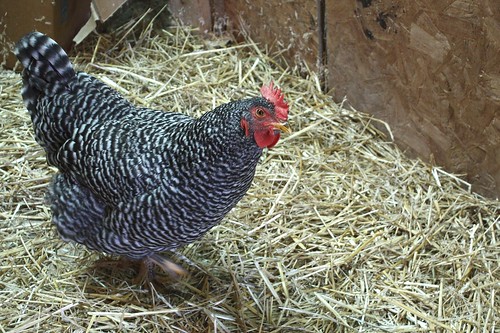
[[240, 82, 290, 149]]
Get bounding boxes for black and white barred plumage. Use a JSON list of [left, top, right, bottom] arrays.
[[14, 32, 289, 263]]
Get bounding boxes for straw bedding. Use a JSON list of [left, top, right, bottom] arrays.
[[0, 16, 498, 333]]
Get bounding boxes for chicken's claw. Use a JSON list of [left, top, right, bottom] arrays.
[[134, 254, 188, 286]]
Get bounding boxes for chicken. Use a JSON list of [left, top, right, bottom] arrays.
[[14, 32, 290, 283]]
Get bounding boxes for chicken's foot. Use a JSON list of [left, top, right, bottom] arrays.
[[133, 253, 188, 286]]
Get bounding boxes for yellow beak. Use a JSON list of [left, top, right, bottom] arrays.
[[271, 122, 291, 133]]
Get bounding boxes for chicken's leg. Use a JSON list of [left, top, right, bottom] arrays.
[[134, 253, 188, 285]]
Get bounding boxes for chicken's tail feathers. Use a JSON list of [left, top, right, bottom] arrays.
[[14, 31, 76, 111]]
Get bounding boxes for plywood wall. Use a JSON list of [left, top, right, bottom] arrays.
[[168, 0, 499, 199], [326, 0, 499, 198]]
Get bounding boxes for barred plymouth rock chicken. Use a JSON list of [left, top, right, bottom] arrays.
[[14, 32, 290, 283]]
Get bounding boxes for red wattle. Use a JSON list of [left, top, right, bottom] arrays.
[[254, 130, 280, 149]]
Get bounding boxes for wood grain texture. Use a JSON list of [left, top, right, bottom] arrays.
[[1, 0, 91, 69], [326, 0, 499, 198], [223, 0, 319, 75], [168, 0, 212, 33]]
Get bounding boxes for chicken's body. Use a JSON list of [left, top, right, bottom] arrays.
[[14, 32, 289, 280]]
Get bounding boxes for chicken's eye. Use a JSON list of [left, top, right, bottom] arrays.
[[255, 108, 266, 118]]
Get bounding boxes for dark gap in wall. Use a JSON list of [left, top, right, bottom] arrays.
[[317, 0, 327, 91]]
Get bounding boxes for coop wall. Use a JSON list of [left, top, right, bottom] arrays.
[[210, 0, 499, 199]]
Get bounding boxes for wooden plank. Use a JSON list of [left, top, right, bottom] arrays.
[[1, 0, 91, 69], [223, 0, 319, 73], [92, 0, 128, 21], [169, 0, 212, 33]]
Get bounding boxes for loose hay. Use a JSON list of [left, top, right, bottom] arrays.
[[1, 18, 499, 333]]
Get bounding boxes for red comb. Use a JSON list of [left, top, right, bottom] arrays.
[[260, 82, 289, 121]]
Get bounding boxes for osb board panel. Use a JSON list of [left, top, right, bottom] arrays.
[[327, 0, 499, 198], [223, 0, 319, 75]]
